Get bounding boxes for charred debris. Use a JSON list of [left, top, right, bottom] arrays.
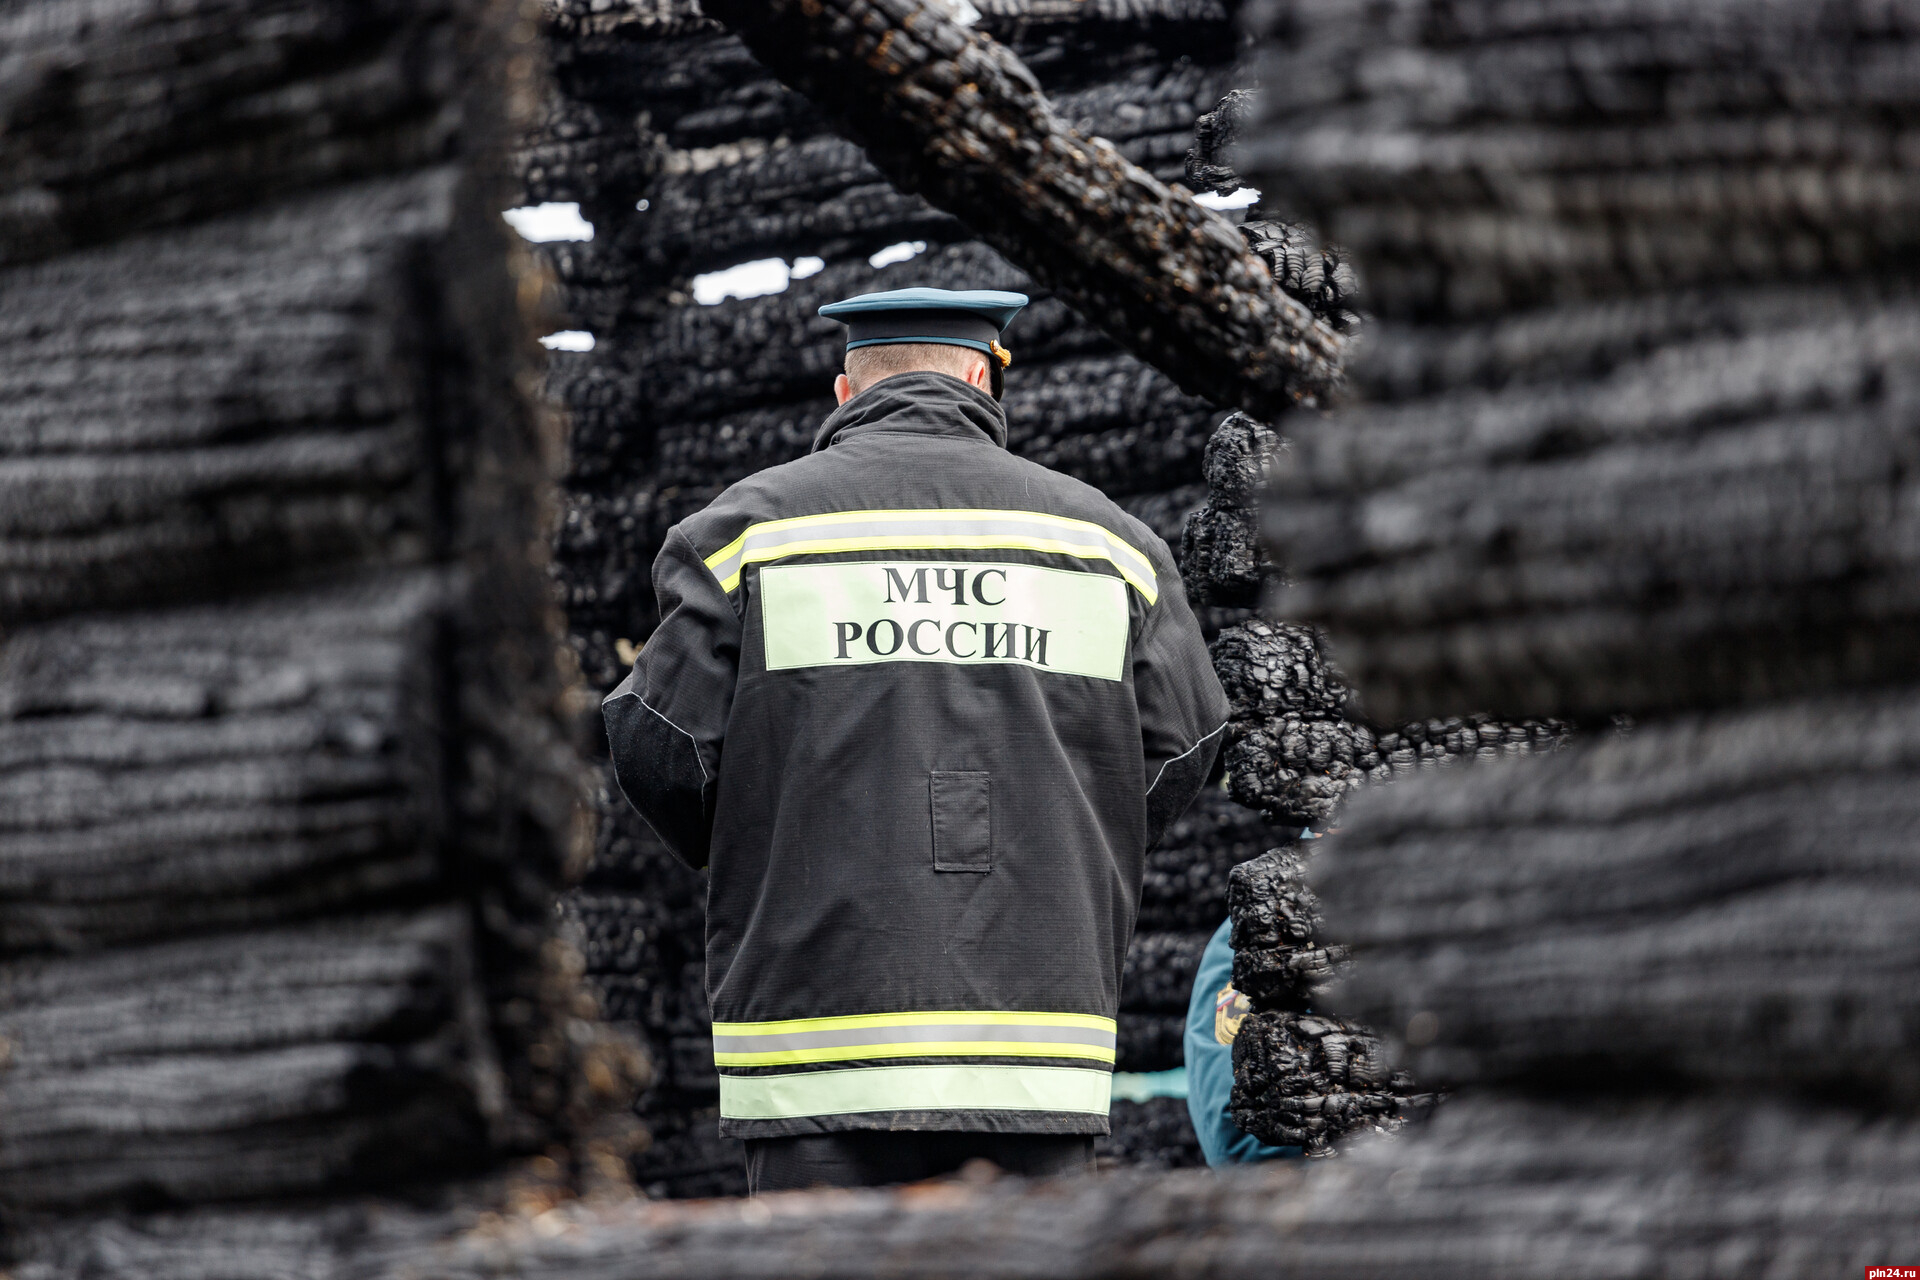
[[7, 0, 1920, 1272]]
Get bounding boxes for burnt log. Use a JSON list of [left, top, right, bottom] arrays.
[[1237, 0, 1920, 723], [1239, 0, 1920, 322], [1227, 850, 1347, 1010], [0, 0, 639, 1217], [1315, 688, 1920, 1106], [14, 1094, 1920, 1277], [1213, 618, 1568, 826], [696, 0, 1346, 416], [0, 0, 521, 266], [1229, 1010, 1431, 1153]]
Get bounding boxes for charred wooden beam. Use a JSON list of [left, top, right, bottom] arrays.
[[693, 0, 1346, 416]]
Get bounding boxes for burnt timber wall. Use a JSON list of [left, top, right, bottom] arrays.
[[0, 0, 642, 1218], [522, 0, 1274, 1190]]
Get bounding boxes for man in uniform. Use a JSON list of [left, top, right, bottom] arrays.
[[604, 286, 1229, 1193]]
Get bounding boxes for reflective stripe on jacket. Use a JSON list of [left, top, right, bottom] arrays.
[[605, 371, 1230, 1139]]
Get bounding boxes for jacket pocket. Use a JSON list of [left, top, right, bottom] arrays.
[[929, 771, 992, 873]]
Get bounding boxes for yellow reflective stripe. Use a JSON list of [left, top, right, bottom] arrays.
[[711, 1010, 1118, 1067], [699, 509, 1158, 603], [713, 1041, 1115, 1067], [713, 1011, 1116, 1034], [721, 534, 1155, 599]]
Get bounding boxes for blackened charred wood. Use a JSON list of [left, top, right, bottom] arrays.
[[1240, 1, 1920, 322], [1138, 788, 1285, 933], [1212, 620, 1349, 723], [1184, 88, 1253, 196], [1238, 0, 1920, 722], [1179, 413, 1284, 606], [1211, 619, 1567, 826], [1264, 285, 1920, 722], [3, 174, 466, 623], [1231, 941, 1349, 1010], [1230, 1010, 1431, 1153], [1238, 220, 1361, 336], [0, 0, 513, 267], [15, 1093, 1920, 1277], [1226, 848, 1348, 1009], [1316, 687, 1920, 1104], [1120, 930, 1211, 1014], [1227, 849, 1320, 953], [1116, 1012, 1187, 1073], [695, 0, 1345, 415], [0, 907, 496, 1207], [1098, 1097, 1205, 1169]]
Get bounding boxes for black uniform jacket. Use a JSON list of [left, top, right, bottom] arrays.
[[605, 372, 1229, 1139]]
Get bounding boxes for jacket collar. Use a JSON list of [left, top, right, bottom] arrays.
[[810, 371, 1009, 453]]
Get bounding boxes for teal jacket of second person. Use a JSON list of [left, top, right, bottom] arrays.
[[1184, 918, 1302, 1166]]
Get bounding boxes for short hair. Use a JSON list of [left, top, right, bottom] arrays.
[[844, 342, 987, 393]]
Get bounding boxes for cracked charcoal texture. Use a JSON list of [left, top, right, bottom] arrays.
[[1186, 406, 1562, 1148], [1229, 1010, 1435, 1153], [1179, 412, 1284, 607], [0, 0, 649, 1217], [1222, 849, 1424, 1153], [1239, 0, 1920, 724], [531, 0, 1313, 1189], [1211, 617, 1569, 826], [1184, 87, 1253, 197], [1227, 851, 1347, 1009]]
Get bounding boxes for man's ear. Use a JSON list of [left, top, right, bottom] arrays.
[[834, 372, 854, 405], [966, 358, 991, 391]]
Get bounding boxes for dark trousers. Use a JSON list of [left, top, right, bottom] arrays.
[[744, 1131, 1096, 1194]]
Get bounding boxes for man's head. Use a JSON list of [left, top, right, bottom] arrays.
[[818, 287, 1029, 407], [834, 342, 990, 405]]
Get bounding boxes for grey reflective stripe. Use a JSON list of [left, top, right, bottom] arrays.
[[710, 1022, 1117, 1055], [720, 1064, 1113, 1120]]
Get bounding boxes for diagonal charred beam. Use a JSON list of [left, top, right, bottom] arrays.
[[695, 0, 1346, 416]]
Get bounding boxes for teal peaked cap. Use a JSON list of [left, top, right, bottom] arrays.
[[819, 287, 1030, 355]]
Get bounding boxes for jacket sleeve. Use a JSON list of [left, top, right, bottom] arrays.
[[1184, 920, 1298, 1166], [602, 524, 742, 869], [1134, 558, 1231, 850]]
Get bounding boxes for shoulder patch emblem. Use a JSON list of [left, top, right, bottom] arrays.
[[1214, 982, 1250, 1045]]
